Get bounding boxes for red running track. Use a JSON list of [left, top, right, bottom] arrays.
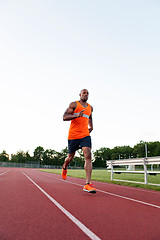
[[0, 167, 160, 240]]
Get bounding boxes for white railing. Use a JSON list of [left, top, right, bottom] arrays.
[[106, 156, 160, 185]]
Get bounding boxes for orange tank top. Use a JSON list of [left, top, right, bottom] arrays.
[[68, 101, 92, 140]]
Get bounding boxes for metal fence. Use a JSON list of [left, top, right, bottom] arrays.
[[0, 161, 61, 169]]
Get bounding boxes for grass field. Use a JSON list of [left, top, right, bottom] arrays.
[[39, 168, 160, 192]]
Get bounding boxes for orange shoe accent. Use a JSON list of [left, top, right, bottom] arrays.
[[62, 168, 67, 180], [83, 183, 96, 193]]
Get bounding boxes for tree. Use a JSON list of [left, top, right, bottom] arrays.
[[33, 146, 44, 164], [147, 141, 160, 157], [132, 141, 146, 158], [43, 149, 57, 165], [25, 151, 33, 163], [0, 150, 9, 162], [55, 148, 68, 166], [11, 151, 25, 163], [5, 141, 160, 167], [93, 147, 111, 167]]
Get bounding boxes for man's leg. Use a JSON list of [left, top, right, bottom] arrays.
[[82, 147, 96, 193], [82, 147, 92, 184], [62, 153, 75, 180], [63, 153, 75, 170]]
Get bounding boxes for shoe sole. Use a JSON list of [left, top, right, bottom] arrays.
[[83, 189, 96, 193]]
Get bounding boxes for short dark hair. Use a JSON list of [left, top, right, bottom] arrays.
[[80, 89, 89, 94]]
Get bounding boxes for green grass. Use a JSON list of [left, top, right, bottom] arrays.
[[39, 169, 160, 192]]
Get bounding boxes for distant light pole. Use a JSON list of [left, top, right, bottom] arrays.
[[145, 144, 147, 158]]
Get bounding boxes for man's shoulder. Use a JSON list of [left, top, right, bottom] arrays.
[[69, 101, 77, 109]]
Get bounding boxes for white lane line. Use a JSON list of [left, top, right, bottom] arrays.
[[97, 189, 160, 209], [97, 180, 160, 195], [21, 171, 101, 240], [0, 169, 11, 176], [37, 171, 160, 209]]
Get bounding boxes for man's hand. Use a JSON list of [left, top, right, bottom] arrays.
[[89, 127, 93, 133], [77, 110, 85, 118]]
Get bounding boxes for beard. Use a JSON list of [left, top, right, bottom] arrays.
[[82, 97, 88, 102]]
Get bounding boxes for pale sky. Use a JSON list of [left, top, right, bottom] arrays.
[[0, 0, 160, 157]]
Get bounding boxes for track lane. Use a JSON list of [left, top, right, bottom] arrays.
[[0, 168, 92, 240], [1, 168, 160, 240], [0, 168, 12, 176], [22, 170, 100, 240], [22, 169, 160, 240], [35, 169, 160, 207]]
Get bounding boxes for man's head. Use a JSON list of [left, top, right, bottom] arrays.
[[79, 89, 89, 102]]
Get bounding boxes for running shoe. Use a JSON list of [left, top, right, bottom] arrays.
[[83, 183, 97, 193], [62, 168, 67, 180]]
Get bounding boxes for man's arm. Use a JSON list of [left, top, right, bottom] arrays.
[[63, 102, 85, 121], [88, 106, 93, 133]]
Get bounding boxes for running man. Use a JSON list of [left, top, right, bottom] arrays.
[[62, 89, 96, 193]]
